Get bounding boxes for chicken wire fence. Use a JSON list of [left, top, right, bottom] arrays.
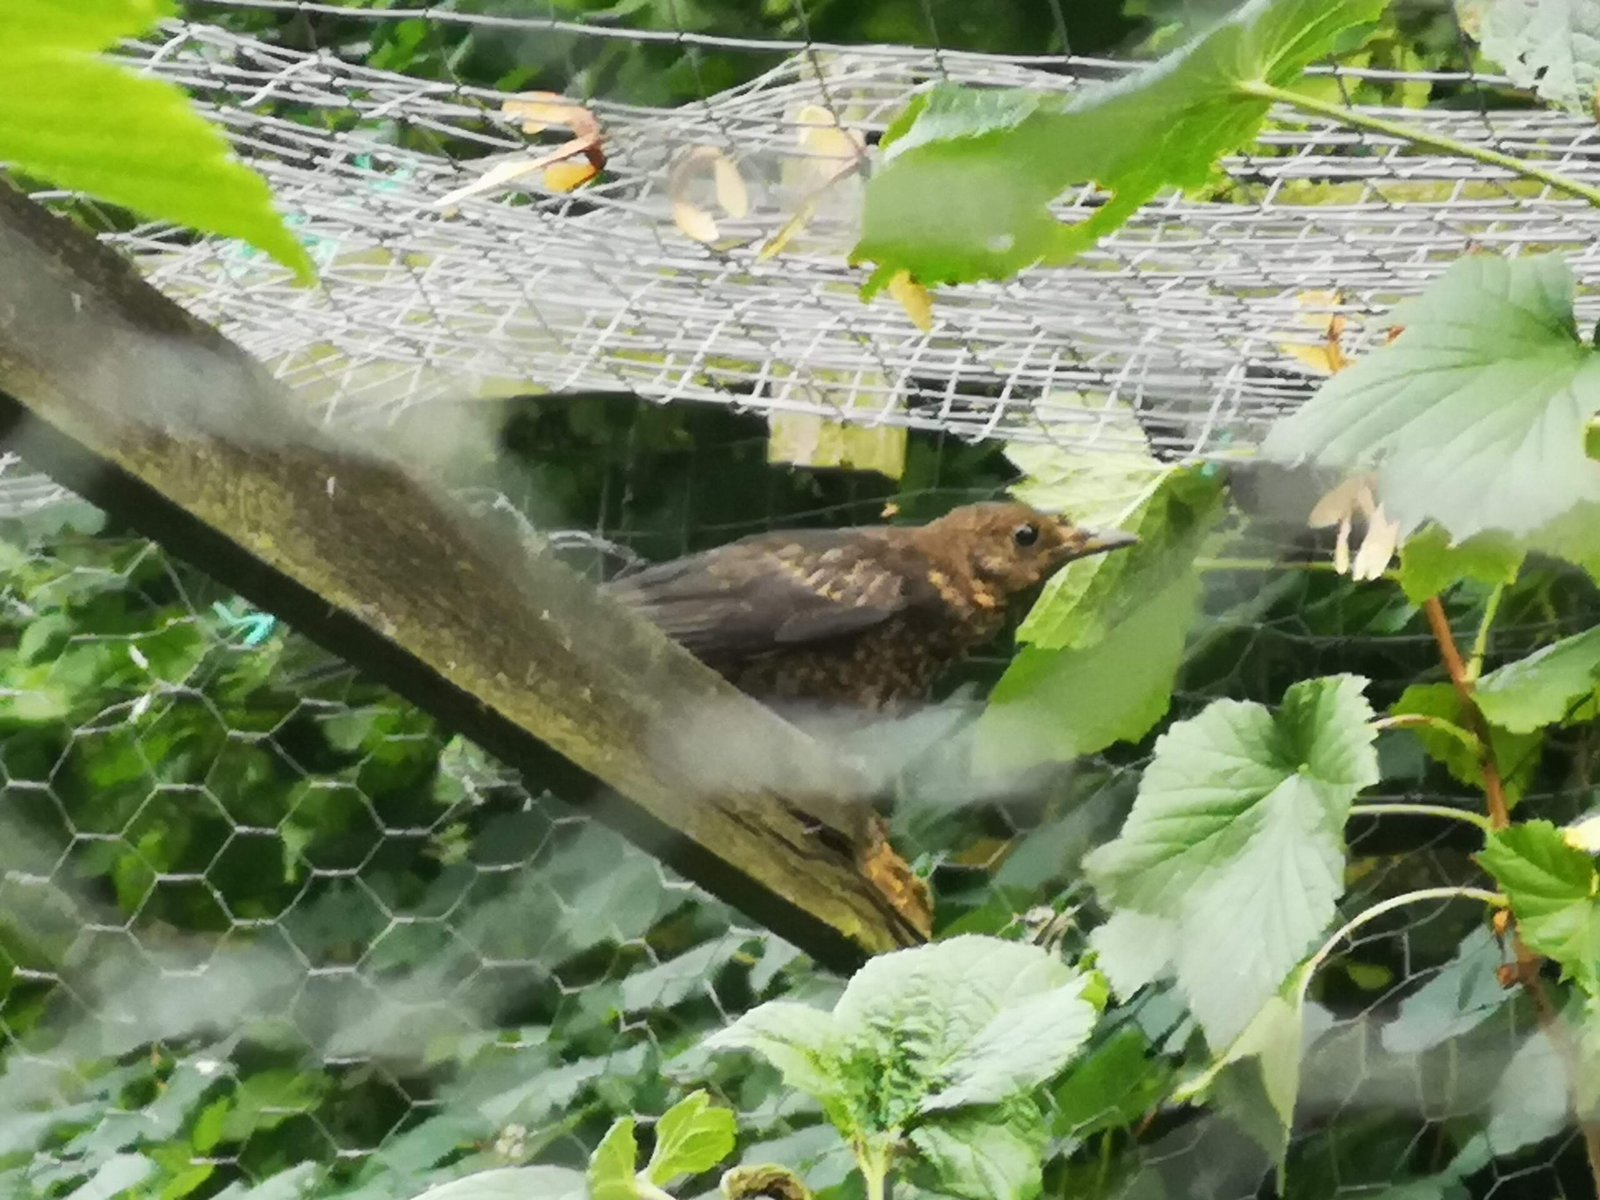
[[3, 1, 1599, 1197]]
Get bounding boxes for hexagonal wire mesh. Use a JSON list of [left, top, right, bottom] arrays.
[[3, 0, 1599, 1197]]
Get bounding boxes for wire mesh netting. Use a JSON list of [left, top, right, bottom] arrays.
[[5, 1, 1600, 1198]]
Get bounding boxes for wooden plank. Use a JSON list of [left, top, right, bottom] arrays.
[[0, 183, 931, 969]]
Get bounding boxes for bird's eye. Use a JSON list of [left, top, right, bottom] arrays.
[[1012, 523, 1040, 548]]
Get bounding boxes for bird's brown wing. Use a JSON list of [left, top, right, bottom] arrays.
[[604, 530, 909, 660]]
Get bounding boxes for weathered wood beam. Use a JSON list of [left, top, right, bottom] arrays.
[[0, 182, 931, 970]]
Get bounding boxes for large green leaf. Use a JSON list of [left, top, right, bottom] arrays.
[[705, 938, 1094, 1120], [698, 1002, 842, 1104], [1017, 468, 1222, 652], [1475, 626, 1600, 733], [1478, 820, 1600, 994], [906, 1100, 1046, 1200], [1085, 676, 1379, 1044], [0, 0, 314, 283], [854, 0, 1385, 287], [1469, 0, 1600, 113], [1003, 401, 1165, 528], [1263, 254, 1600, 540], [977, 569, 1199, 769]]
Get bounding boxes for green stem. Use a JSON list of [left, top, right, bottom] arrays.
[[1238, 80, 1600, 210], [857, 1141, 891, 1200], [1303, 885, 1505, 986], [1370, 712, 1482, 758], [1348, 801, 1492, 834], [1466, 582, 1507, 682]]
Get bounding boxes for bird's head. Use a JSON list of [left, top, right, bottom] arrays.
[[919, 501, 1138, 597]]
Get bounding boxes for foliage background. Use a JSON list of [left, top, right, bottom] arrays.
[[4, 2, 1598, 1199]]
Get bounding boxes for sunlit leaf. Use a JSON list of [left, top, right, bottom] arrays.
[[588, 1117, 640, 1200], [1085, 676, 1378, 1045], [1264, 254, 1600, 540], [0, 0, 314, 282], [646, 1091, 736, 1185], [855, 0, 1386, 288]]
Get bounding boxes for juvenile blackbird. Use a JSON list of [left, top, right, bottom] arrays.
[[606, 502, 1137, 709]]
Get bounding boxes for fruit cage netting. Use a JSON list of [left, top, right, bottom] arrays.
[[4, 2, 1600, 1199]]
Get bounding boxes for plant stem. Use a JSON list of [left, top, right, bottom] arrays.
[[1238, 80, 1600, 210], [1467, 583, 1507, 682], [1348, 801, 1492, 834], [1421, 601, 1600, 1195], [1303, 885, 1504, 984], [1422, 597, 1510, 827], [1370, 712, 1482, 758]]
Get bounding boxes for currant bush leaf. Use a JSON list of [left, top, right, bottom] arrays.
[[0, 0, 315, 283], [1475, 627, 1600, 733], [1469, 0, 1600, 113], [646, 1091, 736, 1186], [1263, 253, 1600, 540], [1017, 468, 1222, 652], [699, 1002, 842, 1104], [979, 570, 1199, 769], [1479, 820, 1600, 994], [907, 1100, 1047, 1200], [1397, 525, 1524, 604], [587, 1118, 640, 1200], [1084, 676, 1378, 1045], [407, 1167, 587, 1200], [855, 0, 1385, 288], [1390, 683, 1542, 805]]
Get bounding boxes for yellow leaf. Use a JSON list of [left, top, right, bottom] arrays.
[[673, 199, 720, 243], [544, 160, 598, 192], [1278, 289, 1349, 375], [714, 155, 749, 218], [887, 270, 933, 331], [1565, 814, 1600, 853]]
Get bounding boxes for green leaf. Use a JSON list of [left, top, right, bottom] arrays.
[[645, 1091, 736, 1186], [588, 1118, 640, 1200], [1263, 253, 1600, 540], [1476, 627, 1600, 733], [1050, 1026, 1175, 1138], [1087, 910, 1177, 1001], [906, 1099, 1047, 1200], [1084, 676, 1378, 1045], [1017, 467, 1222, 652], [1391, 683, 1542, 805], [854, 0, 1386, 286], [0, 0, 315, 283], [1397, 525, 1524, 604], [921, 975, 1097, 1112], [1478, 820, 1600, 993], [1003, 401, 1165, 527], [1472, 0, 1600, 113], [1379, 926, 1511, 1054], [978, 569, 1199, 769], [698, 1001, 843, 1105], [407, 1167, 587, 1200]]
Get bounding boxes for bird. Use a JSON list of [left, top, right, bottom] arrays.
[[605, 501, 1137, 710]]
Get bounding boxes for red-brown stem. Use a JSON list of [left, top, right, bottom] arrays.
[[1423, 596, 1600, 1193], [1422, 597, 1510, 828]]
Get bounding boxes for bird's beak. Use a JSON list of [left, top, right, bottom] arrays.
[[1074, 526, 1139, 558]]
